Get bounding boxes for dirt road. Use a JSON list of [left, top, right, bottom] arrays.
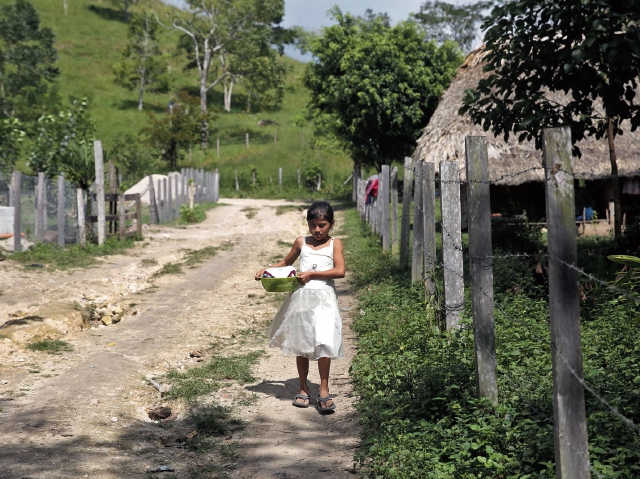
[[0, 199, 360, 479]]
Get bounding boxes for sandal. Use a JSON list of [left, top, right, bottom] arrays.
[[317, 395, 336, 413], [292, 394, 310, 408]]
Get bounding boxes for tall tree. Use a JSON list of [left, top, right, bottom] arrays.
[[460, 0, 640, 239], [412, 1, 493, 53], [0, 0, 59, 123], [303, 8, 463, 169], [113, 12, 170, 110], [140, 92, 211, 170]]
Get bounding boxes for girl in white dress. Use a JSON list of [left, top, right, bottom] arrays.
[[255, 201, 345, 413]]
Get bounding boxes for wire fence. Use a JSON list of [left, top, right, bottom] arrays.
[[355, 129, 640, 477]]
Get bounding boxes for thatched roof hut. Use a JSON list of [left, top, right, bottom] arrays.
[[413, 47, 640, 186]]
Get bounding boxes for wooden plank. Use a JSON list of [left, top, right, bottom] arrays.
[[381, 165, 391, 251], [118, 194, 126, 240], [94, 140, 106, 245], [465, 137, 498, 404], [391, 167, 398, 252], [77, 187, 86, 247], [441, 161, 464, 330], [34, 172, 45, 242], [411, 161, 424, 282], [108, 160, 117, 235], [279, 167, 283, 189], [136, 193, 142, 237], [423, 162, 437, 296], [57, 175, 65, 247], [542, 127, 590, 479], [148, 176, 159, 224], [168, 175, 173, 222], [214, 169, 219, 202], [12, 171, 22, 252], [400, 157, 414, 269]]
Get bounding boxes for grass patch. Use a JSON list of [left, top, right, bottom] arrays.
[[151, 262, 184, 278], [139, 258, 158, 267], [241, 207, 258, 220], [163, 351, 264, 403], [276, 239, 292, 248], [274, 204, 304, 216], [26, 339, 73, 354], [10, 236, 138, 271]]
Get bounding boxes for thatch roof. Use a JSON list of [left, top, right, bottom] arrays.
[[413, 47, 640, 186]]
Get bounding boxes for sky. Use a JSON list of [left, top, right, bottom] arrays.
[[162, 0, 428, 61]]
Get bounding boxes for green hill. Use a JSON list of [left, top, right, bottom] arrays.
[[2, 0, 354, 196]]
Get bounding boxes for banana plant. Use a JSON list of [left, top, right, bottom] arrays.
[[608, 255, 640, 287]]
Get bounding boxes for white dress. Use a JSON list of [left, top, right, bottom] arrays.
[[266, 237, 343, 360]]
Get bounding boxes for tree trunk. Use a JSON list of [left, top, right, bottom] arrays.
[[223, 77, 234, 112], [138, 66, 146, 111], [200, 79, 209, 148], [607, 118, 622, 239]]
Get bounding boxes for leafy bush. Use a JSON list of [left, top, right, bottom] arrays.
[[301, 156, 323, 190], [342, 208, 640, 478], [179, 204, 206, 224]]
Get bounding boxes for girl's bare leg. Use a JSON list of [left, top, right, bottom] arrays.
[[317, 357, 333, 408], [295, 356, 310, 406]]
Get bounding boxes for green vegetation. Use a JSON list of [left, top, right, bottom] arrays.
[[150, 243, 233, 278], [26, 339, 73, 353], [10, 236, 138, 270], [179, 203, 207, 224], [163, 351, 263, 402], [343, 208, 640, 478]]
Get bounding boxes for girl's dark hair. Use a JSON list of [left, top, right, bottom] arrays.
[[307, 201, 334, 223]]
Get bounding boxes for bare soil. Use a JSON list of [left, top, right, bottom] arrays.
[[0, 199, 360, 479]]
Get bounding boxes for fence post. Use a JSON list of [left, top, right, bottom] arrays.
[[175, 174, 180, 212], [162, 178, 168, 220], [148, 176, 159, 224], [465, 137, 498, 404], [108, 160, 117, 235], [423, 162, 437, 296], [390, 167, 399, 252], [135, 193, 142, 237], [217, 138, 220, 157], [297, 170, 301, 188], [168, 176, 173, 222], [441, 161, 465, 330], [57, 175, 65, 247], [77, 188, 86, 247], [352, 164, 361, 203], [118, 194, 126, 240], [34, 172, 45, 243], [214, 169, 219, 202], [279, 167, 283, 189], [381, 165, 391, 251], [317, 174, 322, 191], [400, 157, 414, 269], [246, 132, 249, 149], [12, 171, 21, 252], [411, 161, 424, 282], [94, 140, 106, 245], [235, 170, 239, 191], [274, 129, 277, 145], [543, 127, 590, 479]]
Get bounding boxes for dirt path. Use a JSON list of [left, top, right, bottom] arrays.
[[0, 199, 360, 479]]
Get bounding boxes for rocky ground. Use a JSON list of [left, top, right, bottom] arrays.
[[0, 199, 360, 479]]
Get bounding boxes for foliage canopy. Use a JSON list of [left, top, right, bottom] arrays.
[[303, 8, 463, 168]]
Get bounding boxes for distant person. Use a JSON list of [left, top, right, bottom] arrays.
[[255, 201, 345, 413]]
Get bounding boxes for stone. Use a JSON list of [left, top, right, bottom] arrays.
[[148, 406, 172, 420], [101, 316, 112, 326]]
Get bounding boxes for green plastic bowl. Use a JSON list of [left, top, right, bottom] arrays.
[[261, 277, 298, 293]]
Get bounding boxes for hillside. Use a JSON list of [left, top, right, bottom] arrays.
[[1, 0, 355, 193]]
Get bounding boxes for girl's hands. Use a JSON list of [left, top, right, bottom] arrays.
[[255, 269, 266, 281], [296, 271, 313, 285]]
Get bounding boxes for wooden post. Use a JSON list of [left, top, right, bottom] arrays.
[[441, 161, 465, 329], [182, 174, 187, 206], [174, 174, 180, 212], [162, 178, 168, 220], [77, 188, 86, 247], [543, 127, 590, 479], [108, 160, 117, 234], [118, 194, 126, 240], [246, 132, 249, 149], [189, 180, 195, 208], [391, 167, 399, 252], [381, 165, 391, 251], [168, 176, 173, 222], [148, 176, 159, 224], [94, 140, 106, 245], [352, 164, 361, 203], [274, 129, 277, 145], [34, 172, 45, 243], [279, 167, 283, 189], [411, 161, 424, 282], [12, 171, 21, 252], [57, 175, 65, 247], [465, 137, 498, 404], [235, 170, 239, 191], [135, 193, 142, 237], [400, 157, 414, 269], [297, 169, 301, 188], [317, 174, 322, 191], [214, 169, 219, 202], [217, 138, 220, 157], [423, 162, 437, 296]]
